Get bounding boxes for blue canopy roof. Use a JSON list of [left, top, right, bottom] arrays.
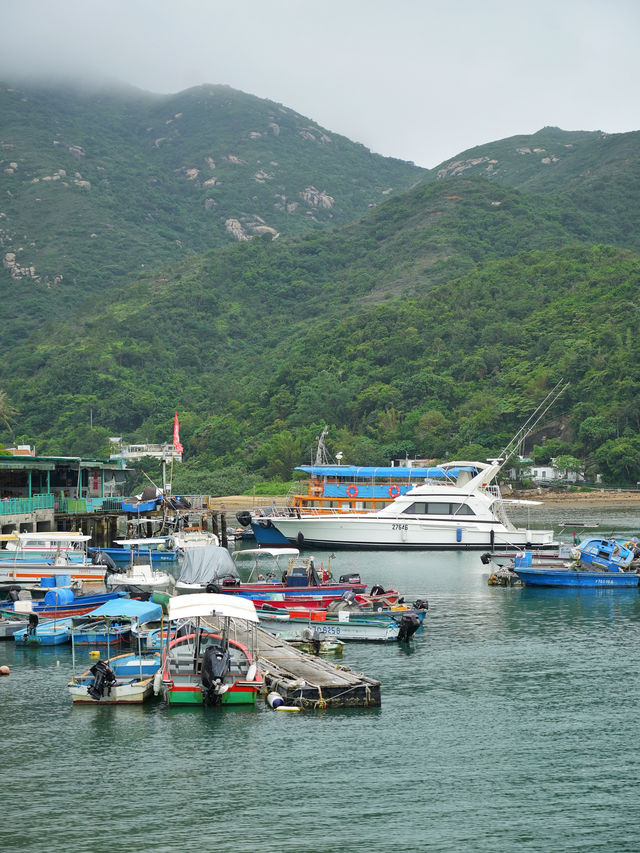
[[83, 598, 162, 622], [295, 465, 477, 479]]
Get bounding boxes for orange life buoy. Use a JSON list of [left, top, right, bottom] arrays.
[[388, 485, 400, 498], [346, 485, 358, 497]]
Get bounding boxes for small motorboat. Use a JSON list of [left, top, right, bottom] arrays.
[[68, 599, 165, 704], [105, 539, 173, 590], [159, 593, 262, 706], [14, 615, 74, 645], [258, 596, 425, 642], [0, 588, 125, 621]]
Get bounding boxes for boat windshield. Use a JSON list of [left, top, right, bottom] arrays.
[[401, 501, 476, 516]]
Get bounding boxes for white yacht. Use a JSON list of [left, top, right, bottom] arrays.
[[265, 460, 555, 550]]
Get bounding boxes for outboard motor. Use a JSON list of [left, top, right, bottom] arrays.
[[7, 587, 21, 603], [235, 510, 252, 528], [397, 613, 421, 643], [205, 583, 222, 594], [341, 590, 357, 606], [339, 573, 361, 585], [27, 613, 39, 637], [221, 576, 241, 587], [201, 644, 231, 706], [92, 551, 121, 572], [87, 661, 117, 700], [370, 584, 385, 596], [413, 599, 429, 611]]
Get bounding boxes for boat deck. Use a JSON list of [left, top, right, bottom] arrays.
[[201, 616, 381, 708]]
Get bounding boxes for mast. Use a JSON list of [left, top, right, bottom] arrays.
[[314, 426, 330, 466]]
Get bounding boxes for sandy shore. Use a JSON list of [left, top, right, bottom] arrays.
[[209, 490, 640, 512]]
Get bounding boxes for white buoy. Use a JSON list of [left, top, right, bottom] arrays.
[[267, 691, 285, 709]]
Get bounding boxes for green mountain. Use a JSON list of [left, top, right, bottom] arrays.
[[0, 80, 425, 342], [2, 82, 640, 488]]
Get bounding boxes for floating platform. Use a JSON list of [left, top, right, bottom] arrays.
[[201, 616, 381, 709]]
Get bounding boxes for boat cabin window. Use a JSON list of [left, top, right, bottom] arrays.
[[402, 501, 475, 516]]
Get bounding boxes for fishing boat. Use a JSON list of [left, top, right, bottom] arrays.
[[0, 614, 27, 639], [159, 593, 262, 706], [175, 545, 239, 592], [227, 548, 370, 597], [258, 606, 423, 642], [0, 533, 108, 585], [510, 536, 640, 588], [88, 540, 178, 564], [71, 620, 131, 646], [169, 526, 219, 554], [67, 651, 162, 704], [0, 588, 125, 621], [105, 539, 174, 590], [68, 599, 164, 704], [513, 563, 639, 588], [13, 614, 74, 645]]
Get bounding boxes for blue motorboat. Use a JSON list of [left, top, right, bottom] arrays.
[[576, 537, 636, 570], [14, 616, 74, 645], [514, 564, 639, 588], [89, 541, 179, 565]]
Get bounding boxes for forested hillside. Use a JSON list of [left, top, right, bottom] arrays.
[[2, 169, 640, 489], [2, 82, 640, 489], [0, 80, 424, 344]]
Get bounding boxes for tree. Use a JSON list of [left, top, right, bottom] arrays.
[[0, 390, 18, 436]]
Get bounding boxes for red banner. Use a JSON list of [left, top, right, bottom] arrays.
[[173, 411, 183, 453]]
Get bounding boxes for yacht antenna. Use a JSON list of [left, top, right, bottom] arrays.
[[495, 380, 569, 472]]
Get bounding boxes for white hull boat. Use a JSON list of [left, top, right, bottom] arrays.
[[266, 460, 555, 551]]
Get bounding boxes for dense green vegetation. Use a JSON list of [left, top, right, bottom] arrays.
[[0, 80, 424, 344], [1, 83, 640, 489]]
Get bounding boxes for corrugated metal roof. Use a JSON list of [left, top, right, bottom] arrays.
[[295, 465, 477, 479]]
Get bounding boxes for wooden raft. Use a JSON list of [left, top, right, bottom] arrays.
[[202, 617, 381, 709]]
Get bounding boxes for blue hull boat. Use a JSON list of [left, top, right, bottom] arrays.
[[515, 566, 639, 588], [14, 617, 74, 645], [89, 546, 179, 564]]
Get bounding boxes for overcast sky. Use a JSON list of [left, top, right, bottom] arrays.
[[1, 0, 637, 168]]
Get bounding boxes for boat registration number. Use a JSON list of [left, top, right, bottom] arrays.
[[319, 625, 341, 635], [392, 523, 408, 531]]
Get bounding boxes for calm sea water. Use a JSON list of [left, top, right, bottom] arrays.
[[2, 502, 640, 853]]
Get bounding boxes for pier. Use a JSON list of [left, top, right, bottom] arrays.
[[202, 616, 381, 709]]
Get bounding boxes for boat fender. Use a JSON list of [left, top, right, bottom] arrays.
[[153, 670, 163, 695], [267, 691, 285, 709], [297, 532, 304, 547], [0, 665, 10, 676], [246, 663, 257, 681]]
